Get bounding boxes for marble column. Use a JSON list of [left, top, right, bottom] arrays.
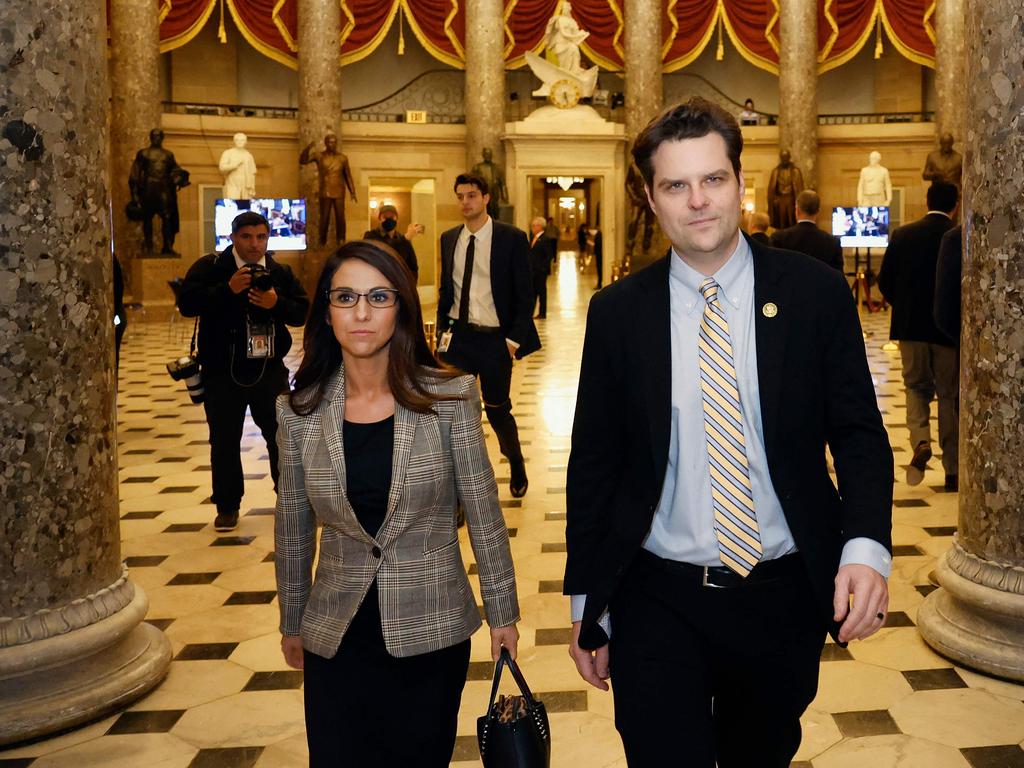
[[108, 0, 162, 295], [297, 0, 343, 286], [464, 0, 506, 171], [917, 0, 1024, 682], [624, 0, 663, 273], [778, 0, 819, 188], [0, 0, 170, 745], [934, 0, 966, 144]]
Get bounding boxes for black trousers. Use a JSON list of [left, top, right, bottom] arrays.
[[201, 363, 288, 514], [440, 328, 524, 465], [609, 551, 826, 768], [532, 271, 549, 317], [303, 584, 471, 767]]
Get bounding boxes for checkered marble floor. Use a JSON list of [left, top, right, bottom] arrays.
[[3, 254, 1023, 768]]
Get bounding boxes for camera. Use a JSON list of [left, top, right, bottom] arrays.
[[248, 264, 273, 292], [167, 355, 204, 404]]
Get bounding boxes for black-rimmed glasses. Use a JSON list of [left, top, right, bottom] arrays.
[[325, 287, 400, 309]]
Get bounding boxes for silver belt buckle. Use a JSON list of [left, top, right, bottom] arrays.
[[702, 566, 727, 588]]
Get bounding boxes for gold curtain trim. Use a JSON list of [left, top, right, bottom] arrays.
[[719, 0, 779, 74], [398, 0, 465, 68], [878, 0, 935, 68], [159, 0, 173, 24], [503, 0, 520, 61], [661, 0, 680, 61], [662, 2, 720, 73], [272, 0, 297, 52], [819, 0, 840, 63], [579, 0, 624, 71], [340, 1, 401, 66], [225, 0, 298, 67], [158, 0, 219, 53], [817, 0, 879, 74], [764, 0, 780, 55], [922, 0, 937, 45]]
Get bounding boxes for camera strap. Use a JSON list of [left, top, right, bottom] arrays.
[[189, 317, 199, 359]]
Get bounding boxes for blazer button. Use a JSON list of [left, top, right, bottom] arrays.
[[371, 546, 382, 558]]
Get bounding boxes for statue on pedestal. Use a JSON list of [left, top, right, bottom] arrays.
[[300, 133, 357, 245], [525, 1, 599, 102], [768, 149, 804, 230], [922, 133, 963, 188], [471, 148, 508, 219], [626, 162, 655, 259], [219, 132, 257, 199], [128, 128, 190, 255], [858, 151, 893, 207]]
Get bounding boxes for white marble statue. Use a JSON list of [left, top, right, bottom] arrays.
[[857, 151, 893, 207], [525, 1, 599, 99], [219, 132, 257, 199]]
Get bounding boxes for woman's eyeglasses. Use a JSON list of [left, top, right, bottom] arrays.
[[326, 287, 400, 309]]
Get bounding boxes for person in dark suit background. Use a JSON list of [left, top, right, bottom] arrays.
[[437, 172, 541, 498], [363, 203, 420, 280], [878, 182, 959, 490], [528, 216, 554, 318], [593, 224, 604, 289], [770, 189, 844, 272], [933, 224, 962, 345], [747, 211, 771, 245], [565, 99, 893, 768]]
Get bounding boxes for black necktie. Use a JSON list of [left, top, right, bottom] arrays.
[[458, 234, 475, 325]]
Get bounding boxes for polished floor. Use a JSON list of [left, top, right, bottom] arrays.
[[3, 253, 1024, 768]]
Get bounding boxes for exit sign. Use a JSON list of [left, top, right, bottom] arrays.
[[405, 110, 427, 124]]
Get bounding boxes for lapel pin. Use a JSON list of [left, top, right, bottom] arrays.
[[762, 302, 778, 318]]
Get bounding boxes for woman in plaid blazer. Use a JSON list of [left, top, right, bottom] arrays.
[[274, 239, 520, 766]]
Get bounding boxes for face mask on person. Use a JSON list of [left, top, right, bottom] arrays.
[[381, 218, 398, 233]]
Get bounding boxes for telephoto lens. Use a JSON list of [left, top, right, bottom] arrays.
[[166, 356, 205, 404]]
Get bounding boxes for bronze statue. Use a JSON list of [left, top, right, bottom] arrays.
[[471, 148, 508, 219], [768, 149, 804, 230], [299, 133, 357, 245], [128, 128, 190, 255], [626, 162, 655, 259], [922, 133, 963, 188]]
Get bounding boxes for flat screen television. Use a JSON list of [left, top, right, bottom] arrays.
[[215, 198, 306, 252], [831, 206, 890, 248]]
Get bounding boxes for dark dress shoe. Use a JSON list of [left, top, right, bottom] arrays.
[[944, 474, 958, 492], [906, 441, 931, 486], [214, 511, 239, 532], [510, 461, 529, 498]]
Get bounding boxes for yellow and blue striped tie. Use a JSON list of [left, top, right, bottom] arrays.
[[698, 278, 762, 576]]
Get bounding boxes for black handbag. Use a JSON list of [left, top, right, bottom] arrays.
[[477, 648, 551, 768]]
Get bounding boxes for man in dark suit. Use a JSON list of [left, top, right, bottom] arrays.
[[437, 172, 540, 498], [770, 189, 844, 271], [565, 99, 893, 767], [878, 182, 959, 490], [528, 216, 554, 318], [363, 203, 419, 279]]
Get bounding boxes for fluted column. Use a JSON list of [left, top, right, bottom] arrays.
[[297, 0, 343, 283], [934, 0, 966, 143], [0, 0, 170, 744], [778, 0, 819, 188], [918, 0, 1024, 682], [464, 0, 506, 170], [108, 0, 162, 297]]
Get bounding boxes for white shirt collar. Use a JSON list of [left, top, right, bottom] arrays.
[[460, 216, 493, 243]]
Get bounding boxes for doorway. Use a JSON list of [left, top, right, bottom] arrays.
[[366, 177, 437, 303]]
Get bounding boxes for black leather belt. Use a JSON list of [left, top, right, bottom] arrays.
[[460, 321, 503, 335], [637, 548, 802, 588]]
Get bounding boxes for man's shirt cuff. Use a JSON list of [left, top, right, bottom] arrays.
[[840, 537, 892, 579], [570, 594, 612, 636]]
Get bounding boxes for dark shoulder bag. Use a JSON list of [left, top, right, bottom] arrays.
[[477, 648, 551, 768]]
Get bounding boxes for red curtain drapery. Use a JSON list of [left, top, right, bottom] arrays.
[[662, 0, 719, 72], [157, 0, 216, 51]]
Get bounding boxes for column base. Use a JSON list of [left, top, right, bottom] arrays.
[[0, 584, 171, 746], [918, 544, 1024, 682]]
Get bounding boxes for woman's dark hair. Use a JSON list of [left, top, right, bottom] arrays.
[[289, 239, 459, 416], [632, 97, 743, 189]]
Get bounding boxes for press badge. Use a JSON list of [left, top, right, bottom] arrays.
[[246, 320, 275, 359], [437, 330, 453, 354]]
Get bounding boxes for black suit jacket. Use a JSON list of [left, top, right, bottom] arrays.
[[877, 212, 956, 344], [438, 220, 541, 358], [770, 221, 844, 272], [529, 233, 554, 276], [933, 225, 962, 345], [565, 236, 893, 649]]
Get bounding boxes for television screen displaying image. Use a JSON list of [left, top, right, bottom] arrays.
[[832, 206, 890, 248], [215, 198, 306, 251]]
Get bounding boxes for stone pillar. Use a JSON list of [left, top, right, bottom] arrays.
[[624, 0, 663, 273], [108, 0, 162, 298], [934, 0, 966, 144], [0, 0, 170, 745], [464, 0, 506, 171], [917, 0, 1024, 683], [297, 0, 343, 287], [778, 0, 819, 188]]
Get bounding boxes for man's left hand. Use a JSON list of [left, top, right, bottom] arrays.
[[833, 563, 889, 643], [249, 287, 278, 309], [506, 342, 517, 360]]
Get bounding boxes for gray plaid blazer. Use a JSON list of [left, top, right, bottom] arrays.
[[275, 366, 519, 659]]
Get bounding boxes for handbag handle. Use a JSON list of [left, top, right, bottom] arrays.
[[485, 647, 539, 713]]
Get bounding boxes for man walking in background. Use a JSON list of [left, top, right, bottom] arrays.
[[771, 189, 844, 272]]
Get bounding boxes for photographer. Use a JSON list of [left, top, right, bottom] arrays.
[[179, 211, 309, 532]]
